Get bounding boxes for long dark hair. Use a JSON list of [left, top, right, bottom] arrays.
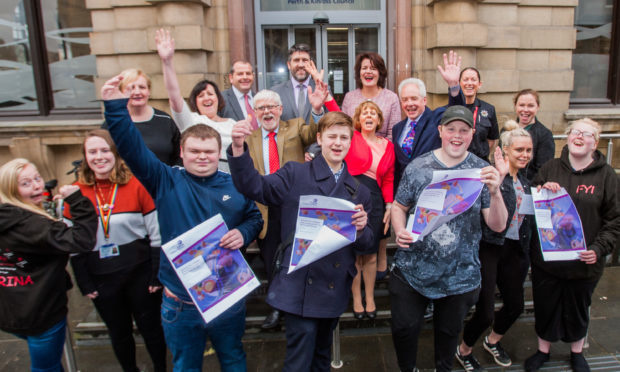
[[188, 80, 226, 114]]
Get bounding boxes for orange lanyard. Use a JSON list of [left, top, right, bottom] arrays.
[[94, 183, 118, 240]]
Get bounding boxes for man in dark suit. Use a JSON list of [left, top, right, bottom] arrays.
[[271, 43, 319, 123], [220, 60, 258, 128], [240, 85, 328, 329], [228, 111, 372, 372], [392, 51, 465, 194]]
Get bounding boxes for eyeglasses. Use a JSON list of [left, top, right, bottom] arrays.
[[568, 129, 596, 139], [255, 104, 280, 112]]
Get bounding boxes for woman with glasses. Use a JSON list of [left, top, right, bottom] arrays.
[[524, 118, 620, 372], [0, 159, 97, 372]]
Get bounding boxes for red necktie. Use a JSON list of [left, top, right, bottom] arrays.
[[244, 94, 258, 130], [268, 132, 280, 173]]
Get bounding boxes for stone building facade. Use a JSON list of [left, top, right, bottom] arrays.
[[0, 0, 618, 185]]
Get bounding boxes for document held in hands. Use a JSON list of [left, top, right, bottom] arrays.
[[531, 187, 586, 261], [406, 169, 483, 242], [162, 214, 260, 323], [288, 195, 358, 274]]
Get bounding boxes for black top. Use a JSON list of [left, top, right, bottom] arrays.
[[531, 146, 620, 281], [465, 98, 499, 162], [519, 118, 555, 182], [103, 108, 180, 166], [0, 191, 97, 335]]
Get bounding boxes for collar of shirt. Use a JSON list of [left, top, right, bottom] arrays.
[[232, 85, 251, 100], [331, 163, 345, 182], [261, 126, 279, 139], [291, 76, 310, 89]]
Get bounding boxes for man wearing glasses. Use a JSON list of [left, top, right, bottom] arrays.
[[243, 86, 329, 329]]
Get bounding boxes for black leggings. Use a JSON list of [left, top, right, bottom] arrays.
[[92, 262, 167, 372], [462, 239, 528, 347], [389, 269, 479, 372]]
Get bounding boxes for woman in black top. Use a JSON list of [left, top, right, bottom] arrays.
[[513, 89, 555, 181], [0, 159, 97, 372], [460, 67, 500, 162], [103, 68, 181, 166]]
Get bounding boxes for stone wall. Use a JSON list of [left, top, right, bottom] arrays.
[[88, 0, 231, 113]]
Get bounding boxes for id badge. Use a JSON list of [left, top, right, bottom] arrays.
[[99, 243, 120, 259]]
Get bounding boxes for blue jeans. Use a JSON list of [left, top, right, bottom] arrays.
[[161, 294, 247, 372], [14, 318, 67, 372]]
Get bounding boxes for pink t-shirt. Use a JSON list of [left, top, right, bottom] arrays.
[[341, 88, 402, 141], [362, 137, 389, 180]]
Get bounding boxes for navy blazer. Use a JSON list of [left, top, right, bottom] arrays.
[[219, 88, 251, 121], [271, 78, 317, 123], [392, 92, 464, 194], [227, 145, 373, 318]]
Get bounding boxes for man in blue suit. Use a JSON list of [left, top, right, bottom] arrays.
[[392, 51, 465, 194], [271, 43, 318, 123]]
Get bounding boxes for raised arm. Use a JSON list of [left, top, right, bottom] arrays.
[[101, 75, 170, 195], [155, 29, 184, 114], [437, 50, 462, 98]]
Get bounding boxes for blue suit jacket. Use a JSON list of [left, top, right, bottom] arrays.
[[392, 92, 464, 193], [227, 146, 374, 318]]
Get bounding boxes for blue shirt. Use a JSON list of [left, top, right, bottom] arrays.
[[104, 99, 263, 301]]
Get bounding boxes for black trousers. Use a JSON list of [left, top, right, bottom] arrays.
[[462, 239, 528, 346], [92, 261, 167, 372], [257, 206, 282, 279], [389, 269, 479, 372], [531, 266, 598, 343], [282, 312, 339, 372]]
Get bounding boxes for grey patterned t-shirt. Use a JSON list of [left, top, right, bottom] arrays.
[[394, 151, 490, 299]]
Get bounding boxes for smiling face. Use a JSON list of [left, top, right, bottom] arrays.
[[255, 98, 283, 132], [17, 164, 45, 206], [438, 120, 474, 161], [317, 125, 352, 170], [180, 136, 220, 177], [515, 93, 539, 126], [459, 69, 481, 100], [358, 105, 380, 134], [84, 136, 116, 180], [195, 84, 220, 118], [504, 136, 533, 171], [287, 51, 311, 82], [229, 62, 254, 94], [567, 121, 599, 159], [123, 75, 150, 108], [359, 58, 379, 88], [400, 83, 427, 121]]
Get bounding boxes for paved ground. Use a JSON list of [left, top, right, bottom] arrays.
[[2, 266, 619, 371]]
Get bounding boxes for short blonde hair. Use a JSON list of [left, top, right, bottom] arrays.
[[118, 68, 152, 92], [565, 118, 601, 141], [352, 101, 384, 133], [0, 158, 53, 219]]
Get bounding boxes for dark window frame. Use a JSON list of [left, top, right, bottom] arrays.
[[570, 0, 620, 107], [0, 0, 101, 120]]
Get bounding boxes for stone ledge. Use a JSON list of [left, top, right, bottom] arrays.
[[564, 108, 620, 121]]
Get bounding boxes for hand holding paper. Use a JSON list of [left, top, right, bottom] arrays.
[[351, 204, 367, 231]]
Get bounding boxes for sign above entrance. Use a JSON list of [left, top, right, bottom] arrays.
[[260, 0, 380, 11]]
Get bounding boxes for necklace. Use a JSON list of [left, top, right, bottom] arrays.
[[95, 182, 114, 211]]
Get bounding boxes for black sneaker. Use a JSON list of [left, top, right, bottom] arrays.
[[483, 336, 512, 367], [455, 347, 486, 372], [524, 350, 550, 372], [570, 352, 591, 372]]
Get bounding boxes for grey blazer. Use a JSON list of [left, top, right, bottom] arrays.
[[270, 78, 317, 123], [220, 88, 251, 121]]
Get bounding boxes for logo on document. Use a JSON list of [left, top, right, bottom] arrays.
[[222, 195, 231, 201]]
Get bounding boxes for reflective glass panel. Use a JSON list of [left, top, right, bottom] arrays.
[[263, 28, 289, 88], [571, 0, 612, 100], [327, 28, 348, 105], [0, 0, 37, 111], [42, 0, 97, 109]]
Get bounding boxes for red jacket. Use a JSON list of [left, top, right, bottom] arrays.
[[345, 131, 395, 203]]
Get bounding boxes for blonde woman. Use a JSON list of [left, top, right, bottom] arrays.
[[0, 159, 97, 372]]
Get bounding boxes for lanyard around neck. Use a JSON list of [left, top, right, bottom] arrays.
[[94, 183, 118, 240]]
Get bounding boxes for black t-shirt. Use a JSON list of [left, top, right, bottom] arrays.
[[103, 108, 181, 166]]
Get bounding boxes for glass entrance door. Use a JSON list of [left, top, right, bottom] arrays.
[[261, 25, 379, 106]]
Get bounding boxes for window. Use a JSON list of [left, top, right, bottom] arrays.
[[0, 0, 97, 117], [571, 0, 620, 105]]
